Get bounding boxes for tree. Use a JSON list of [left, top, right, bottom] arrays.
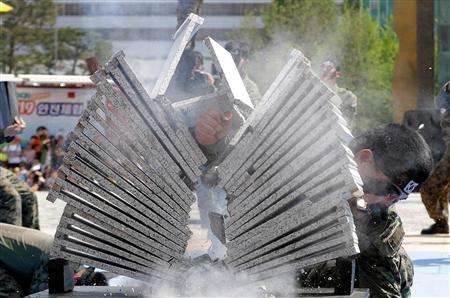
[[0, 0, 111, 75], [230, 0, 399, 132], [54, 29, 112, 75], [0, 0, 56, 74], [177, 0, 203, 49]]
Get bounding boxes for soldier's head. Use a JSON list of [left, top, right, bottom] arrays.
[[350, 123, 433, 207], [320, 60, 341, 89], [225, 40, 251, 73]]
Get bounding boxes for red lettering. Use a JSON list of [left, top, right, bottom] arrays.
[[18, 100, 36, 115]]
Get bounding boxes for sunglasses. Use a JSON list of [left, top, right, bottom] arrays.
[[361, 176, 409, 201]]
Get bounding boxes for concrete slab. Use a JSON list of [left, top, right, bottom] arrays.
[[226, 49, 306, 150], [64, 140, 189, 224], [85, 95, 192, 201], [71, 123, 192, 215], [204, 37, 253, 110], [103, 59, 199, 183], [57, 165, 190, 244], [109, 53, 204, 177], [150, 13, 204, 98], [63, 153, 190, 235], [218, 59, 308, 186]]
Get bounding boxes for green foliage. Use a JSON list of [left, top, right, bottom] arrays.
[[0, 0, 56, 73], [0, 0, 111, 75], [55, 29, 112, 75], [332, 10, 398, 131], [230, 0, 399, 133]]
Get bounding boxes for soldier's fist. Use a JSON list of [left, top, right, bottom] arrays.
[[4, 117, 26, 137], [195, 110, 233, 145]]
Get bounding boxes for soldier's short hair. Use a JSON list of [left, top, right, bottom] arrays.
[[225, 40, 252, 64], [350, 123, 433, 191]]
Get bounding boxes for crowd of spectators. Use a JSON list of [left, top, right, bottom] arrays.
[[0, 126, 65, 191]]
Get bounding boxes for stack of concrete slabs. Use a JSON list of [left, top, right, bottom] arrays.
[[47, 41, 207, 282], [218, 49, 364, 282]]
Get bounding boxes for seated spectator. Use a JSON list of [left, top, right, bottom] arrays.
[[1, 124, 40, 230], [52, 135, 65, 171], [4, 137, 22, 169], [167, 48, 215, 100]]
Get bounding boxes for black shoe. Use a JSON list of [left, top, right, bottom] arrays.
[[421, 220, 449, 234]]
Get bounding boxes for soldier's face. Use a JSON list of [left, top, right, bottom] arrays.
[[354, 149, 404, 207]]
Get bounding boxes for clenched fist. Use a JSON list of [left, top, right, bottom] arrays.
[[4, 117, 26, 137], [195, 110, 233, 145]]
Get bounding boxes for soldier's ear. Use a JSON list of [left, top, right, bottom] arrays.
[[354, 149, 375, 165], [354, 149, 378, 178]]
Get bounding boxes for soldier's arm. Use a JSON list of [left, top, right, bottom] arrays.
[[0, 129, 14, 143], [437, 81, 450, 144], [0, 129, 5, 143], [357, 254, 403, 298], [441, 110, 450, 145], [194, 110, 233, 163], [337, 88, 357, 122], [0, 223, 53, 276], [356, 212, 407, 298], [436, 81, 450, 112], [1, 120, 26, 143], [242, 75, 262, 107]]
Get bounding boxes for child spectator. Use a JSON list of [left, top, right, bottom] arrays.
[[5, 137, 22, 168]]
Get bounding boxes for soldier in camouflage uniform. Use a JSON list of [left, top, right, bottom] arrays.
[[0, 223, 107, 296], [194, 41, 261, 258], [225, 41, 262, 107], [0, 127, 40, 230], [0, 223, 51, 297], [420, 81, 450, 234], [321, 61, 357, 126], [301, 124, 433, 298]]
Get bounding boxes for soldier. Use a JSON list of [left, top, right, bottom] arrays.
[[321, 61, 358, 126], [167, 49, 215, 101], [224, 40, 262, 107], [420, 81, 450, 234], [193, 41, 261, 258], [0, 122, 40, 230], [195, 40, 262, 161], [0, 223, 51, 296], [301, 123, 433, 298], [0, 223, 107, 296]]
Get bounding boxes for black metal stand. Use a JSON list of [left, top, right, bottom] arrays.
[[334, 257, 356, 296], [48, 258, 74, 294]]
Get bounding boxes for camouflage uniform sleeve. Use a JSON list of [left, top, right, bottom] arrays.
[[337, 87, 357, 124], [0, 129, 7, 144], [356, 210, 412, 298], [441, 110, 449, 146], [435, 82, 450, 111], [198, 137, 228, 164], [242, 74, 262, 107], [0, 129, 14, 144]]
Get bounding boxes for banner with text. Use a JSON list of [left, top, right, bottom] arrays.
[[16, 87, 94, 139]]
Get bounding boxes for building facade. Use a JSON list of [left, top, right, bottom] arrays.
[[55, 0, 270, 88]]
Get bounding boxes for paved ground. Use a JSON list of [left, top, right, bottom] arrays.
[[37, 192, 449, 297], [394, 194, 450, 298]]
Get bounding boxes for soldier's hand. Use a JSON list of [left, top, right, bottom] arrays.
[[4, 122, 25, 137], [195, 110, 233, 145]]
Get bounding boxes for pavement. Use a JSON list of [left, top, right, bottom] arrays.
[[394, 194, 450, 298], [36, 192, 449, 297]]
